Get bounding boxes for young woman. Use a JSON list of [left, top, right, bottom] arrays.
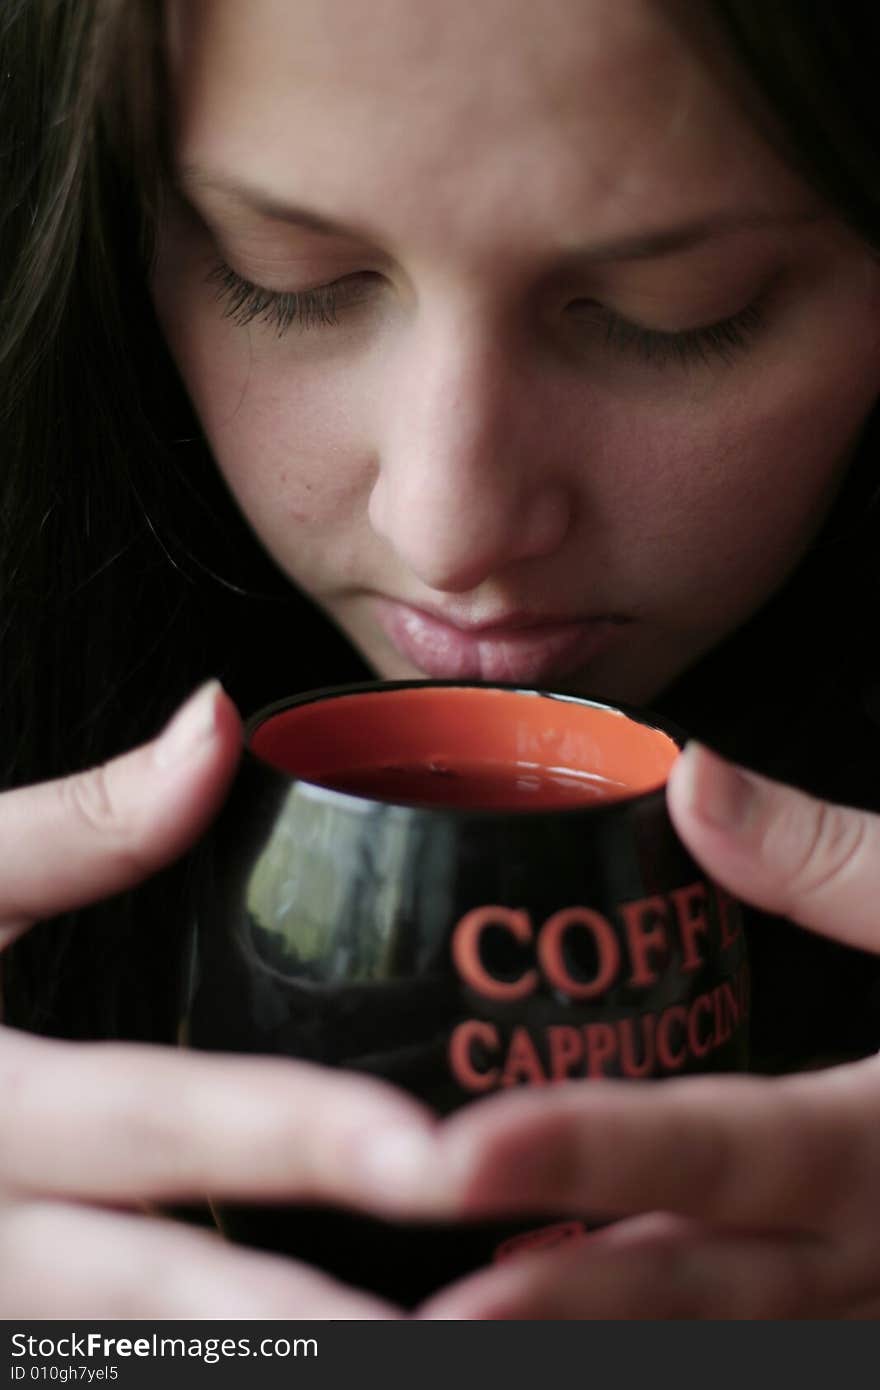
[[1, 0, 879, 1317]]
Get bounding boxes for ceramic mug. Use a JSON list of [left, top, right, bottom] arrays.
[[185, 681, 748, 1305]]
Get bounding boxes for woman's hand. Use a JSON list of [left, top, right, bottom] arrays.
[[0, 683, 438, 1317], [410, 744, 880, 1319], [11, 707, 880, 1319]]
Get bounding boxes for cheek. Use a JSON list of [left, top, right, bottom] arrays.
[[596, 309, 880, 616], [153, 258, 375, 568], [205, 360, 366, 527]]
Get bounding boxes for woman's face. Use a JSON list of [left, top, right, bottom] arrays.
[[153, 0, 880, 703]]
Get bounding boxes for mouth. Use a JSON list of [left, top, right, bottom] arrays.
[[373, 598, 630, 684]]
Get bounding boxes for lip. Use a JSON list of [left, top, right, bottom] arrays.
[[374, 598, 628, 684]]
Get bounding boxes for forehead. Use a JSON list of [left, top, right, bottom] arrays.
[[167, 0, 801, 252]]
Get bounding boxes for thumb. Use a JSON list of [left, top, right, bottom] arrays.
[[0, 680, 242, 943], [666, 741, 880, 955]]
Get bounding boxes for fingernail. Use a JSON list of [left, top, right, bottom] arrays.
[[154, 680, 223, 769], [682, 741, 758, 830]]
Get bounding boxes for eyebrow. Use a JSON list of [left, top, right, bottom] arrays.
[[178, 166, 824, 261], [179, 166, 370, 241]]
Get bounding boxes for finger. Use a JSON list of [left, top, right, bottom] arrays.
[[0, 1200, 399, 1318], [430, 1056, 880, 1234], [666, 741, 880, 953], [418, 1213, 835, 1320], [0, 1029, 443, 1217], [0, 680, 241, 940]]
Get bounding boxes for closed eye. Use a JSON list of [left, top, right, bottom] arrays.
[[573, 299, 766, 367], [207, 259, 380, 334], [209, 256, 767, 367]]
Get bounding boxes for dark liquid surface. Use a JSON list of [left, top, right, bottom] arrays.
[[316, 758, 633, 810]]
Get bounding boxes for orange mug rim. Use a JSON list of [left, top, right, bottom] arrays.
[[244, 680, 686, 821]]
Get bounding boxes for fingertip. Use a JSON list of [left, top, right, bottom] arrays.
[[145, 680, 242, 842], [665, 740, 702, 835], [153, 680, 242, 771], [211, 683, 245, 754], [667, 741, 758, 834]]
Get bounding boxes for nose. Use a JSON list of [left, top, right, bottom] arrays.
[[367, 313, 573, 593]]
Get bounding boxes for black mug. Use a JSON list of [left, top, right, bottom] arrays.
[[184, 681, 748, 1306]]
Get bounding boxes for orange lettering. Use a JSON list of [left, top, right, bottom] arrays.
[[670, 882, 710, 973], [538, 907, 620, 999], [620, 895, 669, 988], [656, 1004, 688, 1071], [451, 905, 538, 1001], [618, 1015, 655, 1078], [501, 1026, 548, 1086], [448, 1019, 500, 1091], [547, 1025, 584, 1080], [583, 1021, 618, 1077]]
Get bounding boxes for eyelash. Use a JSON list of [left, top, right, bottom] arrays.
[[597, 301, 765, 367], [208, 258, 765, 367], [207, 259, 359, 333]]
